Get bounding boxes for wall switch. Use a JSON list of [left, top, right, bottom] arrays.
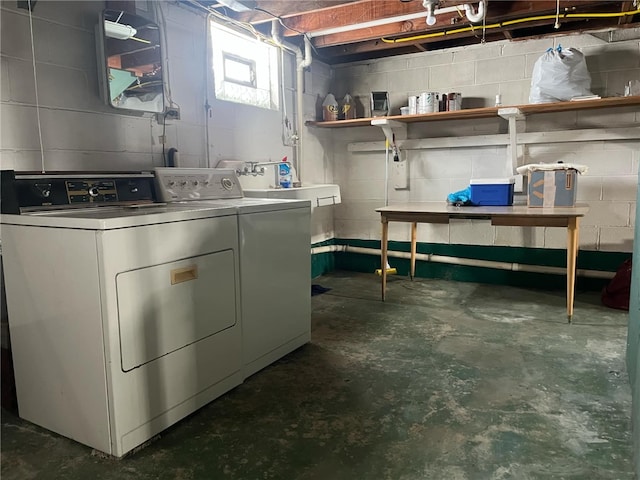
[[393, 160, 409, 190], [513, 174, 524, 193]]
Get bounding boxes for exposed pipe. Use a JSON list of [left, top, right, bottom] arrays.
[[382, 7, 640, 44], [464, 2, 485, 23], [307, 3, 469, 37], [295, 35, 312, 186], [271, 18, 282, 46], [310, 244, 615, 280], [272, 20, 297, 151]]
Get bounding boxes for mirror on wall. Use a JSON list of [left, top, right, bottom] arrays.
[[96, 9, 164, 113]]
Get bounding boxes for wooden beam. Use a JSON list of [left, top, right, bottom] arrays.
[[311, 11, 465, 46], [305, 0, 618, 46], [234, 0, 362, 24], [619, 1, 635, 24], [283, 0, 620, 43], [315, 17, 620, 58], [279, 0, 431, 36]]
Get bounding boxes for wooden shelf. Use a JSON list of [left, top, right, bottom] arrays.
[[305, 96, 640, 128]]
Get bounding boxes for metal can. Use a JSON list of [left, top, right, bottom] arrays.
[[446, 92, 462, 111], [408, 95, 418, 115], [418, 92, 439, 114]]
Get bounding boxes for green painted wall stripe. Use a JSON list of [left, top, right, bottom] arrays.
[[332, 238, 629, 273], [312, 238, 630, 291]]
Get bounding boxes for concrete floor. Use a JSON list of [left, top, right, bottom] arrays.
[[1, 271, 634, 480]]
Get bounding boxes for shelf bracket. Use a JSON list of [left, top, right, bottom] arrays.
[[371, 118, 409, 201], [371, 118, 407, 146], [498, 107, 526, 191]]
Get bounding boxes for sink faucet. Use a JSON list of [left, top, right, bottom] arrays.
[[237, 161, 292, 188]]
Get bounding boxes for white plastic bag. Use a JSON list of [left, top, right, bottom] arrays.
[[529, 46, 593, 103]]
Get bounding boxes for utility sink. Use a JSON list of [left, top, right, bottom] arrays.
[[243, 184, 341, 208]]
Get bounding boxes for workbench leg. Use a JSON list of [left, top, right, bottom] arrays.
[[567, 218, 580, 323], [410, 222, 417, 280], [381, 218, 389, 301]]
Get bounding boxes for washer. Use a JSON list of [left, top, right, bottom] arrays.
[[154, 168, 312, 379], [1, 171, 244, 457]]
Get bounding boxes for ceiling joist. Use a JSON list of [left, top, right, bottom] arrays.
[[199, 0, 640, 63]]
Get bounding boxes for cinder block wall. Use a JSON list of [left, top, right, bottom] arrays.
[[316, 30, 640, 254], [0, 1, 336, 243]]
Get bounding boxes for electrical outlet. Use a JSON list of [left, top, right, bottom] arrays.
[[165, 106, 180, 120], [156, 106, 181, 125], [513, 174, 524, 193]]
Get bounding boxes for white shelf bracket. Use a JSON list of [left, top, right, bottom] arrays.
[[371, 118, 407, 146], [371, 119, 409, 200], [498, 107, 525, 191]]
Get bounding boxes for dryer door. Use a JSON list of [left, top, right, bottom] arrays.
[[117, 250, 237, 371]]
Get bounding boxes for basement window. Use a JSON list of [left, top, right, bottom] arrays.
[[210, 22, 279, 110]]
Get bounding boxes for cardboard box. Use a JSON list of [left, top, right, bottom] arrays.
[[528, 169, 577, 207], [470, 178, 515, 206]]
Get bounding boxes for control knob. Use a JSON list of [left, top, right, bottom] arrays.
[[221, 178, 234, 190], [88, 186, 100, 197]]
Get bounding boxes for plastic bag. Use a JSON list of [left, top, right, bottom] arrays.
[[447, 187, 471, 206], [529, 46, 593, 104]]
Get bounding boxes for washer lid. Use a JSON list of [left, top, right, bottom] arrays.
[[1, 203, 237, 230]]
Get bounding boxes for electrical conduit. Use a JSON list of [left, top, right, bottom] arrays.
[[295, 36, 312, 186], [381, 8, 640, 44], [271, 20, 312, 184]]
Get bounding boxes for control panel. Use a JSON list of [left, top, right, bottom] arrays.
[[66, 180, 119, 204], [154, 168, 243, 202], [1, 172, 156, 213]]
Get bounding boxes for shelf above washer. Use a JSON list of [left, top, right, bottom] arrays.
[[305, 96, 640, 128]]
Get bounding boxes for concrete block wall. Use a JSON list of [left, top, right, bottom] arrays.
[[0, 1, 335, 244], [0, 1, 302, 173], [0, 1, 205, 171], [322, 30, 640, 254]]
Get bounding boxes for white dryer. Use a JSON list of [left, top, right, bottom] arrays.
[[155, 168, 312, 379]]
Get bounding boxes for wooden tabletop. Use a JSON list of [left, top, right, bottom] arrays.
[[376, 202, 589, 218]]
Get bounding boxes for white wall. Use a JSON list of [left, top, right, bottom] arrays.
[[318, 30, 640, 253]]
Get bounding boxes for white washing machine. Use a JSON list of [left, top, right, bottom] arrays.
[[155, 168, 312, 379], [1, 171, 244, 457]]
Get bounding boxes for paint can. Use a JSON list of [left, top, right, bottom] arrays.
[[408, 95, 418, 115], [418, 92, 439, 114], [445, 92, 462, 111]]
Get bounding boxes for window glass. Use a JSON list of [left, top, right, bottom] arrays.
[[210, 22, 279, 110]]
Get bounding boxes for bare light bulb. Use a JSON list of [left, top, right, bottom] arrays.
[[426, 14, 436, 25]]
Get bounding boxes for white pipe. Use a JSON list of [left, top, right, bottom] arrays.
[[271, 19, 282, 46], [295, 36, 312, 186], [310, 244, 615, 280], [307, 3, 473, 38], [307, 5, 462, 37], [464, 1, 485, 23]]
